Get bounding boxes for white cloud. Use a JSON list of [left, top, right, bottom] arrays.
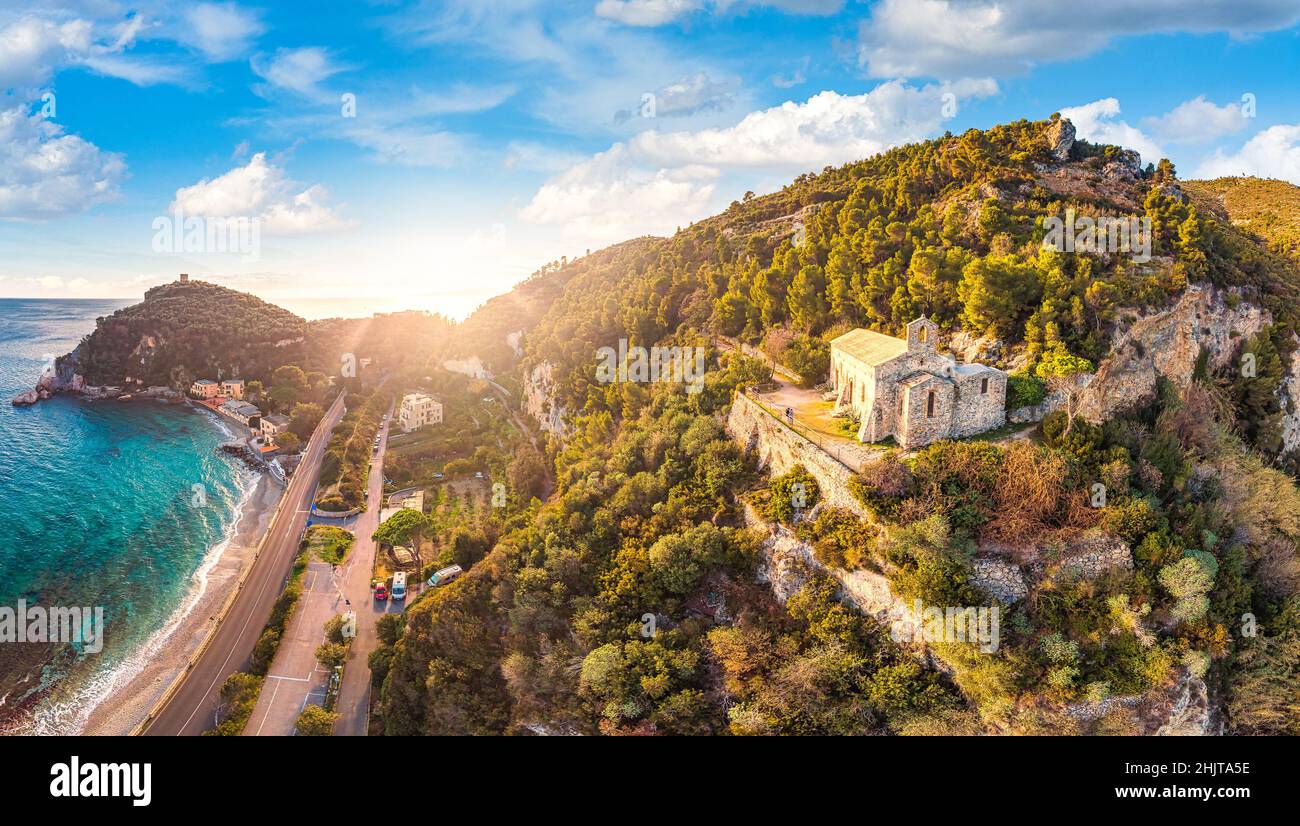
[[179, 2, 264, 61], [595, 0, 703, 26], [858, 0, 1300, 78], [1141, 95, 1252, 144], [252, 47, 343, 98], [0, 17, 90, 90], [0, 106, 126, 219], [0, 13, 188, 91], [522, 79, 996, 243], [170, 153, 353, 234], [1059, 98, 1164, 166], [1195, 125, 1300, 184], [595, 0, 843, 26], [615, 72, 737, 122]]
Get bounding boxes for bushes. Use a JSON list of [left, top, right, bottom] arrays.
[[762, 465, 819, 523], [910, 441, 1003, 537], [850, 453, 914, 521], [781, 336, 830, 388], [797, 507, 876, 570], [1158, 552, 1218, 623], [1224, 596, 1300, 735], [205, 672, 263, 736], [306, 525, 354, 564], [1005, 371, 1046, 410], [295, 704, 339, 736], [314, 389, 390, 510]]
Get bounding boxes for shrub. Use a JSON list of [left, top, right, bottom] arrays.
[[782, 336, 830, 388], [1102, 496, 1160, 544], [1006, 371, 1046, 410], [316, 641, 348, 669], [295, 704, 339, 736], [850, 453, 914, 521], [205, 673, 263, 736], [763, 465, 819, 523], [1158, 552, 1218, 623]]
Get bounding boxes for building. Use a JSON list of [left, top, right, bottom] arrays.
[[221, 379, 246, 400], [219, 399, 262, 429], [260, 413, 290, 440], [399, 393, 443, 432], [190, 379, 219, 399], [831, 317, 1006, 449]]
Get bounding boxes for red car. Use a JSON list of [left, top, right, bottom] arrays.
[[374, 582, 388, 600]]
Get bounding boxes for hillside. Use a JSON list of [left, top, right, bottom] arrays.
[[50, 279, 309, 390], [376, 115, 1300, 736], [25, 115, 1300, 737], [1184, 176, 1300, 266]]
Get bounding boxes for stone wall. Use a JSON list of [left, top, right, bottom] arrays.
[[952, 369, 1007, 437], [726, 391, 868, 517]]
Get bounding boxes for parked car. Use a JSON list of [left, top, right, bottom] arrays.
[[391, 571, 407, 601], [374, 581, 388, 601], [426, 565, 463, 587]]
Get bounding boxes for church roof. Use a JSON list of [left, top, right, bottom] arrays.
[[898, 371, 949, 389], [831, 328, 908, 366]]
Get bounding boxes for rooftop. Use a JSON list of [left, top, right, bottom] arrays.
[[831, 328, 908, 366], [221, 400, 261, 415]]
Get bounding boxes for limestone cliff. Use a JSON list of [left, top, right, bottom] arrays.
[[1079, 283, 1270, 423], [522, 361, 571, 438]]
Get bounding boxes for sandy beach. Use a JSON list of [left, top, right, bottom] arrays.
[[80, 473, 284, 735]]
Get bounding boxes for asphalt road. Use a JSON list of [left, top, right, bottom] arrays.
[[141, 392, 347, 736], [332, 407, 398, 736]]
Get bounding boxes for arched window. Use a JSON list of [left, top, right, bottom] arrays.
[[918, 325, 928, 343], [927, 390, 936, 418]]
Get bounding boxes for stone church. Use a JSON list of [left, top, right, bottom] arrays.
[[831, 318, 1006, 449]]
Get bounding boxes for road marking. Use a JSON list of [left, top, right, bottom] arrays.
[[169, 394, 347, 735], [252, 678, 282, 736]]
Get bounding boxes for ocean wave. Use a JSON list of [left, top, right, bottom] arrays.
[[23, 418, 263, 735]]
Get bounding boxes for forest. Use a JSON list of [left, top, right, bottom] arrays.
[[374, 116, 1299, 735]]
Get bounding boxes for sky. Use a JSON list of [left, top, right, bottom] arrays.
[[2, 0, 1300, 319]]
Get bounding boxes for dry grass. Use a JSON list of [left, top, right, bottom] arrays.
[[981, 442, 1099, 556]]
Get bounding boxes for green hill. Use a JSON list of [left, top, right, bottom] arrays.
[[59, 278, 308, 388]]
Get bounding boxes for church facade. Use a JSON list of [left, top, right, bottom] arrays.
[[830, 318, 1007, 449]]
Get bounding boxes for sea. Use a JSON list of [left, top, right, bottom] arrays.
[[0, 299, 256, 734]]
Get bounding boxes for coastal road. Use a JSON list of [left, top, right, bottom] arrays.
[[141, 392, 347, 736], [332, 406, 399, 736], [245, 405, 397, 735]]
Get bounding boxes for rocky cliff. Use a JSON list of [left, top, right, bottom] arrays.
[[522, 361, 571, 438], [1078, 283, 1270, 423]]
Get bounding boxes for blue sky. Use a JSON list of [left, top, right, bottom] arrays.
[[2, 0, 1300, 318]]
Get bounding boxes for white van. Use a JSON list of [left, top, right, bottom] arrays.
[[390, 571, 407, 601]]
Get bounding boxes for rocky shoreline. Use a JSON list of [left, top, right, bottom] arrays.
[[12, 369, 185, 407]]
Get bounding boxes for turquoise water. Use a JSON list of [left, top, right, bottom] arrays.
[[0, 299, 254, 733]]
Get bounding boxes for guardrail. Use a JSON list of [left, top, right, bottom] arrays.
[[739, 388, 865, 472], [129, 392, 345, 735]]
